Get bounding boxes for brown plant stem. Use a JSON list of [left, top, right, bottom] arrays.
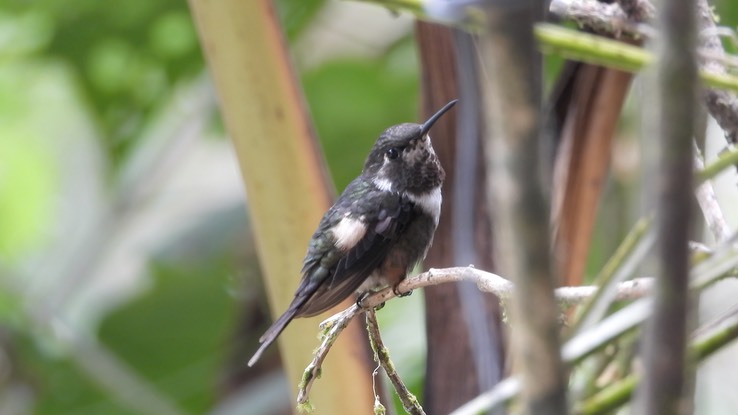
[[365, 309, 425, 415], [295, 266, 655, 407]]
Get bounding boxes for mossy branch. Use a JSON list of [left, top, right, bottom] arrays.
[[366, 309, 425, 415]]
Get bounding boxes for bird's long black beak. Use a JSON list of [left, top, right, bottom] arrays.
[[420, 99, 458, 136]]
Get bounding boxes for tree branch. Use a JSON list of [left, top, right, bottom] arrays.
[[549, 0, 654, 40], [579, 304, 738, 414], [695, 145, 738, 183], [296, 306, 358, 409], [535, 24, 738, 93], [548, 0, 738, 143], [295, 266, 655, 407], [365, 309, 425, 415], [696, 0, 738, 144], [451, 237, 738, 415], [694, 150, 732, 242]]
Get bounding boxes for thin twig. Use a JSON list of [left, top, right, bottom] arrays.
[[297, 238, 738, 405], [387, 267, 652, 306], [578, 304, 738, 414], [534, 24, 738, 93], [296, 235, 738, 411], [549, 0, 738, 70], [694, 150, 732, 242], [366, 309, 425, 415], [451, 240, 738, 415], [548, 0, 738, 143], [450, 298, 653, 415], [549, 0, 654, 40], [448, 377, 521, 415], [296, 266, 656, 407], [296, 306, 359, 407], [296, 238, 738, 410], [570, 216, 655, 335], [696, 0, 738, 144], [617, 0, 656, 22], [695, 145, 738, 183]]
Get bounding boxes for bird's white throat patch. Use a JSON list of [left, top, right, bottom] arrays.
[[372, 177, 442, 224], [373, 177, 394, 192], [331, 216, 367, 250], [407, 187, 442, 224]]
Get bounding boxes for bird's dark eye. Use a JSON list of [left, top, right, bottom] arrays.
[[386, 148, 400, 160]]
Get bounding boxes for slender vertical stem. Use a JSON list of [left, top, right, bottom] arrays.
[[417, 22, 504, 413], [479, 2, 567, 414], [366, 309, 425, 415], [634, 0, 697, 411]]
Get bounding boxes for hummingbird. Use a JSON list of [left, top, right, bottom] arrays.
[[248, 99, 457, 367]]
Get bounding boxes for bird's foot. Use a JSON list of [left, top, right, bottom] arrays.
[[392, 284, 412, 298], [356, 291, 385, 311]]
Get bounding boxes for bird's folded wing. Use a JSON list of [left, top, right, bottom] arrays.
[[296, 195, 415, 317]]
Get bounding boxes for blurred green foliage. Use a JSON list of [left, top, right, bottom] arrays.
[[716, 0, 738, 51], [274, 0, 326, 40], [0, 0, 420, 414], [98, 261, 237, 413], [304, 36, 419, 190], [5, 0, 735, 413], [0, 131, 55, 261], [2, 0, 204, 170]]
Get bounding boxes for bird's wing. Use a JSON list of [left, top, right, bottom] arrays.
[[248, 184, 413, 366], [295, 190, 415, 317]]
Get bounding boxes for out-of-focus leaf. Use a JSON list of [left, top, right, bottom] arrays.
[[1, 0, 329, 172], [0, 62, 59, 263], [2, 0, 205, 171], [97, 259, 238, 413], [149, 11, 199, 60], [0, 132, 55, 262], [0, 10, 53, 56], [15, 331, 131, 415], [716, 0, 738, 27]]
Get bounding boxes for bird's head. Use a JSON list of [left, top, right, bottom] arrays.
[[363, 99, 457, 195]]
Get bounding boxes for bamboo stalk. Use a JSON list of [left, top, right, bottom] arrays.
[[188, 0, 375, 412]]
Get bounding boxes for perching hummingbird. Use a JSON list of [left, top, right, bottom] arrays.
[[248, 100, 457, 367]]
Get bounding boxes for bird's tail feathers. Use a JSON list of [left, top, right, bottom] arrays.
[[247, 306, 299, 367]]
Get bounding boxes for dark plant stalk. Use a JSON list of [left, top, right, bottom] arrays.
[[478, 2, 568, 414], [633, 0, 697, 410]]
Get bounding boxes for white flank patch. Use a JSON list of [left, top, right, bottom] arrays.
[[407, 186, 442, 224], [373, 176, 394, 192], [332, 217, 367, 250]]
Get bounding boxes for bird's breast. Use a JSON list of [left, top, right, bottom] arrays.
[[406, 186, 442, 226], [362, 209, 439, 291]]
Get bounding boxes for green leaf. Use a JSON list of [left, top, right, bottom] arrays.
[[0, 130, 56, 263]]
